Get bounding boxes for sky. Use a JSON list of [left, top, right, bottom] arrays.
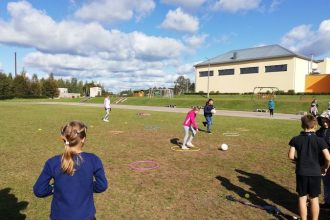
[[0, 0, 329, 92]]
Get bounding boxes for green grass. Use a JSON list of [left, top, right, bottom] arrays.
[[91, 94, 330, 114], [7, 94, 330, 114], [2, 102, 328, 219]]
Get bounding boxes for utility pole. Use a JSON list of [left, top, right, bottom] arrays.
[[14, 52, 17, 76], [207, 58, 210, 98]]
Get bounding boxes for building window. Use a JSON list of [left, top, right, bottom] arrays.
[[240, 67, 259, 74], [219, 69, 234, 76], [199, 71, 214, 77], [265, 64, 287, 72]]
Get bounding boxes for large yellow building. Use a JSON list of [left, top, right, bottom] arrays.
[[194, 45, 330, 93]]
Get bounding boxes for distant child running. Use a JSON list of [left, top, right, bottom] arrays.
[[33, 121, 108, 220], [316, 113, 330, 210], [288, 115, 330, 220], [310, 103, 318, 117], [182, 107, 200, 150], [103, 95, 111, 122], [203, 99, 215, 134], [268, 99, 275, 117]]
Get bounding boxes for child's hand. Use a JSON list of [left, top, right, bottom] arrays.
[[321, 167, 328, 176]]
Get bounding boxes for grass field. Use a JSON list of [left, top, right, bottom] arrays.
[[0, 102, 328, 219], [8, 94, 330, 114]]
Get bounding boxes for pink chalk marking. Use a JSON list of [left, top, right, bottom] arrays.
[[128, 160, 160, 172]]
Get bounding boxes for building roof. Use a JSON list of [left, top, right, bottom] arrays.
[[195, 44, 310, 67]]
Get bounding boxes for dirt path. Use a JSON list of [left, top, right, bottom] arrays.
[[15, 101, 301, 121]]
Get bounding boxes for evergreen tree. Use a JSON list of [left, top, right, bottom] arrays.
[[0, 73, 14, 99], [12, 72, 30, 98], [42, 73, 58, 98], [30, 74, 42, 97]]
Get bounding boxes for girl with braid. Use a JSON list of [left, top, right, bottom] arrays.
[[33, 121, 108, 220]]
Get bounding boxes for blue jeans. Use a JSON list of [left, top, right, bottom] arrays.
[[205, 116, 212, 132]]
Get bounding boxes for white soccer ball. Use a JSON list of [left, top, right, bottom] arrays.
[[220, 144, 228, 151], [211, 109, 216, 114]]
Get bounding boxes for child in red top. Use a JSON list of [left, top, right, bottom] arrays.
[[182, 107, 200, 150]]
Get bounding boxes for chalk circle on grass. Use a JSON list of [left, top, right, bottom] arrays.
[[144, 125, 160, 131], [223, 132, 240, 137], [236, 128, 249, 132], [109, 130, 124, 135], [171, 146, 201, 152], [137, 112, 151, 117], [128, 160, 160, 172]]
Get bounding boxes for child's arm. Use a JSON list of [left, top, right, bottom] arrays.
[[93, 157, 108, 193], [190, 113, 198, 130], [321, 149, 330, 175], [288, 146, 296, 160], [33, 161, 53, 198]]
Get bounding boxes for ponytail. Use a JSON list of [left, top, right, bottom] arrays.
[[61, 144, 75, 176], [60, 121, 87, 176]]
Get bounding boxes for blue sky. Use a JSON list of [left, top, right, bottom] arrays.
[[0, 0, 329, 91]]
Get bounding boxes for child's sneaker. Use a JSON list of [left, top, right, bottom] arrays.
[[187, 143, 195, 148], [181, 145, 189, 150], [202, 122, 207, 127], [103, 119, 109, 122]]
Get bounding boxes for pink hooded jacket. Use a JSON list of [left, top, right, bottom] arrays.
[[183, 110, 198, 129]]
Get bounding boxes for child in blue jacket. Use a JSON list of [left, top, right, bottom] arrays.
[[268, 99, 275, 117], [33, 121, 108, 220], [203, 99, 215, 133]]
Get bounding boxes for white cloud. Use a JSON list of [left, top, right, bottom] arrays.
[[74, 0, 155, 24], [281, 19, 330, 56], [269, 0, 282, 12], [160, 8, 199, 33], [0, 62, 3, 72], [161, 0, 206, 9], [183, 34, 208, 48], [0, 1, 189, 91], [213, 0, 262, 13], [213, 32, 237, 44], [176, 63, 195, 75]]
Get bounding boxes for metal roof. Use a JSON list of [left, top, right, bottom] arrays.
[[195, 44, 310, 67]]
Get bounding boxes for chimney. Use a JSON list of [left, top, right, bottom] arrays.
[[231, 52, 237, 60]]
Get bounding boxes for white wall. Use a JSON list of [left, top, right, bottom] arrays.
[[293, 57, 310, 93], [195, 57, 295, 93], [319, 58, 330, 74], [90, 87, 102, 97]]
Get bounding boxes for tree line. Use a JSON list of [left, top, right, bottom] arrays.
[[0, 71, 103, 99]]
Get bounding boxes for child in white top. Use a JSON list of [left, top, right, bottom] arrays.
[[103, 96, 111, 122]]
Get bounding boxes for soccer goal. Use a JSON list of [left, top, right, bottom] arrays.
[[251, 87, 279, 111]]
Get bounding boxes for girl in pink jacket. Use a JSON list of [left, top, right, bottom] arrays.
[[182, 107, 200, 150]]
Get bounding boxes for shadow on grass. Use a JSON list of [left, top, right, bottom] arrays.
[[216, 169, 299, 220], [170, 138, 181, 147], [0, 188, 28, 220]]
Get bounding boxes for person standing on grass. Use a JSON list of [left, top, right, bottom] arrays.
[[268, 98, 275, 117], [316, 114, 330, 210], [182, 106, 200, 150], [33, 121, 108, 220], [203, 99, 215, 134], [310, 103, 318, 118], [311, 98, 319, 108], [103, 95, 111, 122], [288, 115, 330, 220]]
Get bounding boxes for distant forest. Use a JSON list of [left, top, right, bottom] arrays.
[[0, 71, 105, 99]]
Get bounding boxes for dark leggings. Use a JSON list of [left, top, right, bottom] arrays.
[[269, 109, 274, 116]]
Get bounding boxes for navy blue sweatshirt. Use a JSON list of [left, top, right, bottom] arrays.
[[33, 152, 108, 220], [204, 105, 214, 117]]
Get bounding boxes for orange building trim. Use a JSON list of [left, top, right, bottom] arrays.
[[305, 74, 330, 93]]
